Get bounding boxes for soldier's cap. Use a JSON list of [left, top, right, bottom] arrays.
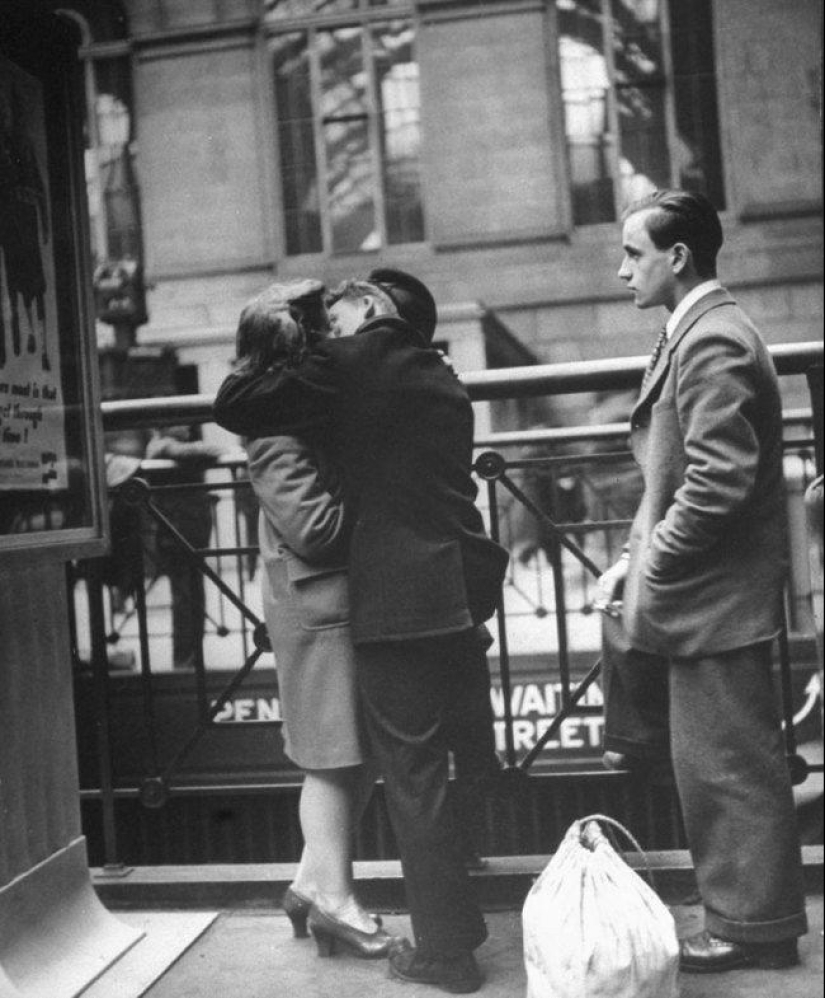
[[368, 268, 437, 342]]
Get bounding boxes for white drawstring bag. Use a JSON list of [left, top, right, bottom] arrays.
[[522, 814, 679, 998]]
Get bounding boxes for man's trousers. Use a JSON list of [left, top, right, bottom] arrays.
[[603, 628, 808, 943], [601, 614, 670, 761], [356, 629, 496, 957]]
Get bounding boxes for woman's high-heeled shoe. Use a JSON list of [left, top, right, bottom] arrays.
[[282, 886, 384, 940], [307, 904, 401, 959], [281, 886, 313, 939]]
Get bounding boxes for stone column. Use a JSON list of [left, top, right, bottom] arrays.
[[0, 563, 141, 995]]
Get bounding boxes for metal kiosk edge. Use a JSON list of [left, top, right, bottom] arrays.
[[0, 6, 142, 997]]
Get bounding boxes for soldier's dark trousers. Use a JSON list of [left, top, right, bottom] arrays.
[[356, 629, 494, 957]]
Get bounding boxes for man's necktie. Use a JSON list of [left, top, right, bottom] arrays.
[[642, 325, 669, 389]]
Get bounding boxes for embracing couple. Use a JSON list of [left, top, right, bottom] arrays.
[[214, 269, 508, 994]]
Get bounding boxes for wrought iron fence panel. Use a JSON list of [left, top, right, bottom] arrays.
[[66, 342, 823, 865]]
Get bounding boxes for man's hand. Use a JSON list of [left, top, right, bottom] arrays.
[[593, 555, 628, 616], [146, 432, 223, 464], [437, 350, 459, 377]]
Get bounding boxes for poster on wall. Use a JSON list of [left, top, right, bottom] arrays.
[[0, 53, 66, 491]]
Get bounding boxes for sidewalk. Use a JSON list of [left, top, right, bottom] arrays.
[[134, 898, 823, 998]]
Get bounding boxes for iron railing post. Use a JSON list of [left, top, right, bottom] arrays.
[[777, 605, 810, 786], [84, 557, 125, 873], [486, 473, 517, 769], [546, 468, 572, 711], [806, 364, 823, 475]]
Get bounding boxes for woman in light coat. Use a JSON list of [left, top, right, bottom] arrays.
[[232, 282, 397, 959]]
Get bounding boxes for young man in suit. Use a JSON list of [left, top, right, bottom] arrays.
[[214, 269, 507, 993], [597, 189, 808, 973]]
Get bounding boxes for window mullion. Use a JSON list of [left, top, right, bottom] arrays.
[[308, 28, 333, 253], [602, 0, 623, 218], [364, 24, 387, 249], [658, 0, 680, 188]]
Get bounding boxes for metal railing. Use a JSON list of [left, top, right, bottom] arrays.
[[71, 343, 823, 868]]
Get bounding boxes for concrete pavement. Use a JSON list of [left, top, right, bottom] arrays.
[[139, 898, 823, 998]]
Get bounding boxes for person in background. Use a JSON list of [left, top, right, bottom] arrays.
[[597, 189, 808, 973], [214, 269, 508, 994], [234, 280, 398, 960], [97, 420, 222, 671], [144, 425, 223, 670]]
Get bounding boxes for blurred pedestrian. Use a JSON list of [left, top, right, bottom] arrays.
[[144, 425, 222, 670]]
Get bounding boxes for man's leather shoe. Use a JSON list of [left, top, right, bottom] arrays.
[[389, 942, 483, 993], [679, 930, 799, 973]]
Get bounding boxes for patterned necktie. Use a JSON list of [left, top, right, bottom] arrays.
[[642, 325, 669, 389]]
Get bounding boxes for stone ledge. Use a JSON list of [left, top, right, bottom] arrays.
[[93, 846, 823, 913]]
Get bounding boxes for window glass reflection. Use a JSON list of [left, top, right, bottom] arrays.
[[558, 0, 723, 224], [270, 7, 422, 254], [266, 1, 357, 20], [558, 0, 615, 224], [320, 28, 376, 251], [374, 21, 424, 244], [274, 32, 322, 254], [669, 0, 724, 205], [611, 0, 667, 206]]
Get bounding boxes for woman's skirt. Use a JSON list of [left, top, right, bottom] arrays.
[[261, 557, 366, 769]]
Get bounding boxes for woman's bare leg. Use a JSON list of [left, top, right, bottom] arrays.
[[291, 765, 377, 931]]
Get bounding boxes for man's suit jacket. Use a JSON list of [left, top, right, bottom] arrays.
[[622, 288, 788, 658], [215, 316, 509, 645]]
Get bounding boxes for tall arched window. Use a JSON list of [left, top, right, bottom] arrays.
[[557, 0, 724, 225], [267, 0, 424, 255], [60, 3, 145, 336]]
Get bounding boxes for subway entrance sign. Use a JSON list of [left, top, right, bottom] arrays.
[[73, 646, 822, 789]]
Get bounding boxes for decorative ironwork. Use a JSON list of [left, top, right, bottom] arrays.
[[69, 342, 823, 867]]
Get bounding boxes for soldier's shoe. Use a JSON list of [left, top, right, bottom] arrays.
[[389, 942, 483, 993]]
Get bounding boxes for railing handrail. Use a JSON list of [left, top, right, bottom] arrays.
[[100, 340, 824, 431], [474, 408, 815, 449], [130, 406, 813, 470], [463, 340, 823, 399]]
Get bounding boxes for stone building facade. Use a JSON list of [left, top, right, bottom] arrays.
[[73, 0, 821, 430]]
